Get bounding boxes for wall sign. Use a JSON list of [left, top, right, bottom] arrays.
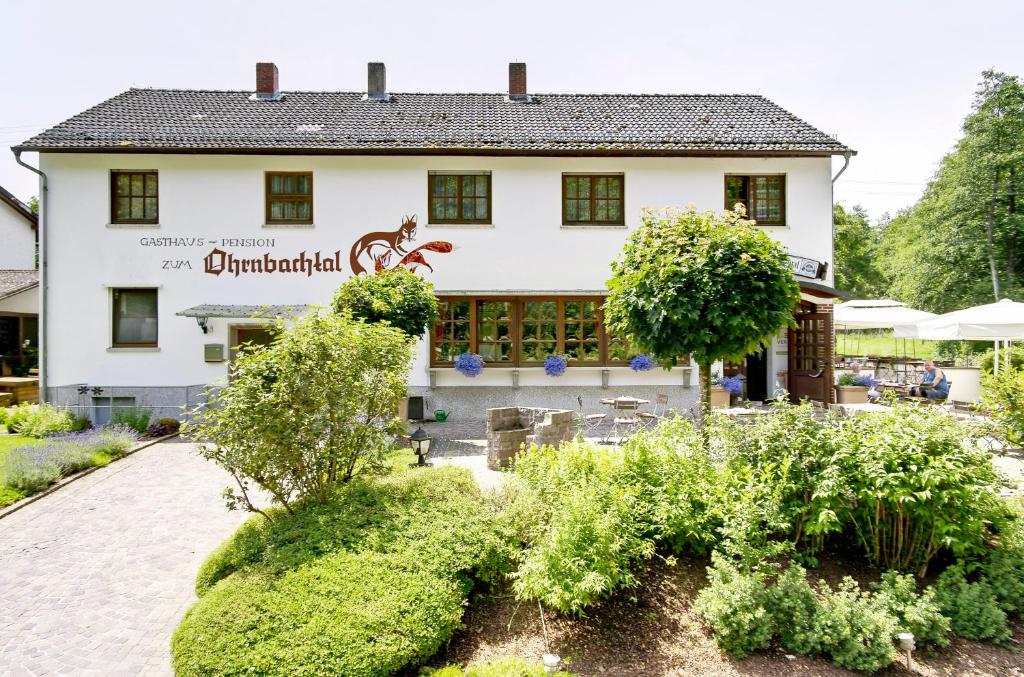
[[789, 255, 827, 280], [349, 215, 452, 274]]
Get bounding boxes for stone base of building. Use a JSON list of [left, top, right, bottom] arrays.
[[47, 384, 211, 424], [408, 384, 697, 423]]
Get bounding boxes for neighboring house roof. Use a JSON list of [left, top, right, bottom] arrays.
[[0, 185, 37, 228], [0, 270, 39, 302], [15, 89, 852, 156], [175, 304, 311, 319]]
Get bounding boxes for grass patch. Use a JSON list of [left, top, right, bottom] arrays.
[[0, 435, 42, 456], [0, 485, 27, 508], [172, 461, 513, 677], [835, 331, 938, 359]]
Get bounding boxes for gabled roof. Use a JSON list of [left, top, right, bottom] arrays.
[[0, 185, 37, 228], [0, 270, 38, 301], [15, 88, 852, 157]]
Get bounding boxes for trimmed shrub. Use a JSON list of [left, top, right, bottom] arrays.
[[331, 266, 439, 339], [871, 572, 950, 650], [8, 403, 75, 438], [933, 564, 1010, 643], [812, 577, 896, 673], [767, 564, 819, 655], [173, 465, 509, 677], [693, 553, 774, 657]]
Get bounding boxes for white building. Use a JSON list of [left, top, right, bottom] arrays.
[[0, 184, 38, 376], [14, 62, 851, 420]]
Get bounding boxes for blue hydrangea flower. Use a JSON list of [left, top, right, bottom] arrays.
[[544, 355, 567, 377], [630, 354, 655, 371], [721, 376, 744, 396], [454, 352, 484, 377]]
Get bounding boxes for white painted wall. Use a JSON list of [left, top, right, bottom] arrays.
[[0, 199, 36, 270], [0, 286, 38, 315], [39, 153, 834, 390]]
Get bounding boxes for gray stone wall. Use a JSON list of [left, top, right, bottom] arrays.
[[485, 406, 576, 470], [47, 385, 210, 423], [410, 385, 697, 423]]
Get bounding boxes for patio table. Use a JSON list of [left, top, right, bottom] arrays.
[[599, 397, 650, 407]]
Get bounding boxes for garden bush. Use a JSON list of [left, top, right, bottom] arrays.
[[767, 563, 819, 654], [811, 578, 897, 673], [6, 403, 75, 438], [693, 553, 775, 657], [980, 366, 1024, 447], [173, 465, 510, 677], [0, 426, 137, 495], [933, 564, 1010, 643], [186, 311, 413, 514], [980, 345, 1024, 373], [331, 266, 438, 339], [111, 406, 152, 434], [871, 571, 950, 650], [0, 446, 61, 492], [144, 417, 180, 438], [980, 548, 1024, 615]]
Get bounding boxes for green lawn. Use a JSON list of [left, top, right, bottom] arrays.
[[835, 332, 939, 359], [0, 435, 41, 455]]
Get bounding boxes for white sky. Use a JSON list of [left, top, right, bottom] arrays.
[[2, 0, 1022, 222]]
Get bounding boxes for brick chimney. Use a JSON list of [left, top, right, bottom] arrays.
[[508, 62, 528, 101], [255, 62, 280, 100], [367, 62, 389, 101]]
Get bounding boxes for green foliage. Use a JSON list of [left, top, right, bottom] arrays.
[[979, 548, 1024, 615], [433, 657, 574, 676], [767, 564, 819, 654], [509, 418, 718, 614], [184, 311, 413, 513], [833, 203, 886, 299], [693, 553, 775, 657], [933, 564, 1011, 643], [824, 405, 1002, 575], [174, 465, 507, 677], [0, 448, 60, 492], [111, 406, 152, 434], [812, 578, 897, 673], [871, 572, 950, 650], [332, 266, 439, 339], [879, 71, 1024, 310], [981, 367, 1024, 446], [6, 403, 75, 438], [605, 206, 800, 405], [979, 345, 1024, 372]]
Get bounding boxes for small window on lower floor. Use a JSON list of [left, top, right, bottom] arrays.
[[92, 396, 136, 427], [112, 288, 158, 347]]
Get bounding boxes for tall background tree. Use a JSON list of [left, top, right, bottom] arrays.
[[878, 70, 1024, 312], [605, 207, 800, 410], [833, 203, 885, 299]]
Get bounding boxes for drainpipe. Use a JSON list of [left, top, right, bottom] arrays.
[[12, 150, 47, 403], [831, 150, 853, 184], [829, 150, 854, 286]]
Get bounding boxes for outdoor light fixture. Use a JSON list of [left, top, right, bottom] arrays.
[[897, 632, 915, 669], [543, 653, 561, 675], [409, 426, 433, 467], [196, 316, 210, 334]]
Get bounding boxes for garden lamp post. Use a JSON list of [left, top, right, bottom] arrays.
[[897, 632, 914, 669], [409, 426, 433, 467]]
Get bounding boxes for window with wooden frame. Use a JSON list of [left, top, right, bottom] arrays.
[[562, 174, 624, 225], [428, 173, 491, 224], [265, 172, 313, 224], [724, 174, 786, 226], [111, 288, 158, 348], [110, 171, 158, 224], [430, 296, 644, 367]]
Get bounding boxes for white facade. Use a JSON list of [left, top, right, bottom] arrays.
[[0, 197, 36, 270], [38, 152, 835, 415]]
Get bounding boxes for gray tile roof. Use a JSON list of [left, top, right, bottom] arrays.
[[16, 89, 851, 156], [0, 270, 38, 301], [175, 304, 311, 319]]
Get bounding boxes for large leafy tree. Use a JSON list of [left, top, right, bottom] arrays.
[[605, 207, 801, 410], [332, 267, 438, 339], [185, 312, 413, 517], [879, 70, 1024, 311], [833, 203, 885, 298]]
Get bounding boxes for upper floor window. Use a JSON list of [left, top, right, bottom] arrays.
[[266, 172, 313, 224], [725, 174, 786, 226], [562, 174, 624, 225], [429, 172, 491, 224], [112, 288, 158, 348], [111, 171, 158, 224]]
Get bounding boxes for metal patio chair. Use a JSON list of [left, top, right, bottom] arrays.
[[576, 395, 607, 438], [606, 397, 642, 444], [638, 393, 670, 428]]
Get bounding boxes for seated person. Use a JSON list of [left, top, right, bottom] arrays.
[[909, 360, 950, 399], [850, 361, 881, 400]]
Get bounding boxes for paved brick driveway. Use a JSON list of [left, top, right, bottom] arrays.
[[0, 439, 253, 676]]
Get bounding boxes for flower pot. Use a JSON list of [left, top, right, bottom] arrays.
[[834, 385, 869, 404], [710, 387, 731, 409]]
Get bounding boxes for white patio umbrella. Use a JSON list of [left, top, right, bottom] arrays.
[[834, 299, 937, 330], [894, 298, 1024, 373]]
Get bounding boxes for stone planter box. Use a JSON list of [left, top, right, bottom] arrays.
[[710, 387, 731, 409], [835, 385, 869, 404]]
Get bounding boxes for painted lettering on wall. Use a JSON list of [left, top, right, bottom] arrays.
[[204, 248, 342, 278], [349, 215, 453, 275]]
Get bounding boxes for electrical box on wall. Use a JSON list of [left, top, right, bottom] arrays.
[[204, 344, 225, 362]]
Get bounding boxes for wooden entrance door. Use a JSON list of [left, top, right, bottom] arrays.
[[788, 306, 833, 403]]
